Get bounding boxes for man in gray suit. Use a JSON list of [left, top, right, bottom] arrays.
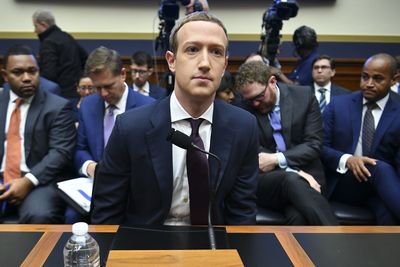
[[236, 61, 338, 225], [0, 45, 76, 223], [311, 55, 350, 112]]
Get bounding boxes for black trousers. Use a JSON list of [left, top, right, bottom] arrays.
[[257, 169, 338, 225]]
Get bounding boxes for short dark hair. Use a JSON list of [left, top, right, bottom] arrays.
[[235, 61, 273, 92], [217, 71, 235, 93], [312, 55, 336, 69], [3, 44, 36, 68], [293, 25, 318, 50], [366, 53, 397, 77], [130, 51, 154, 68]]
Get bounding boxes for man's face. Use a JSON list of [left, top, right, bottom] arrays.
[[312, 58, 335, 87], [165, 20, 228, 105], [2, 55, 39, 98], [130, 63, 152, 88], [360, 57, 396, 102], [240, 78, 277, 114], [90, 68, 126, 105], [32, 19, 47, 35]]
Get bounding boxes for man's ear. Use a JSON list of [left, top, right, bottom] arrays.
[[1, 69, 8, 82], [165, 51, 176, 73], [120, 68, 127, 81]]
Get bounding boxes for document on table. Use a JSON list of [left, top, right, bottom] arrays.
[[57, 177, 93, 213]]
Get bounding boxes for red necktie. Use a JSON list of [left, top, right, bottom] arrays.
[[4, 98, 24, 183]]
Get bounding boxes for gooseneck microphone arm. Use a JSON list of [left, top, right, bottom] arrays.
[[167, 128, 222, 250]]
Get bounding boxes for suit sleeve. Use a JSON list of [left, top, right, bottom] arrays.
[[91, 116, 131, 224], [29, 101, 76, 184], [283, 90, 323, 167], [74, 106, 96, 173], [224, 114, 259, 225]]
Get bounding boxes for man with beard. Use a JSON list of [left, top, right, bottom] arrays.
[[0, 45, 76, 223], [236, 61, 338, 225]]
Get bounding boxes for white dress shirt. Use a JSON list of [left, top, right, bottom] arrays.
[[337, 94, 389, 173], [133, 81, 150, 96], [314, 82, 332, 105], [81, 83, 129, 177], [164, 91, 213, 225], [0, 90, 38, 185]]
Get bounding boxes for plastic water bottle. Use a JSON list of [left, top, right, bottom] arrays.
[[63, 222, 100, 267]]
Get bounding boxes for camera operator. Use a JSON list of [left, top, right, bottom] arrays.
[[185, 0, 209, 14]]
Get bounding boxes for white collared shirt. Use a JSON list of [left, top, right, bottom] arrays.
[[1, 90, 38, 185], [164, 91, 213, 225], [81, 83, 129, 177], [133, 82, 150, 96], [337, 94, 389, 173], [314, 82, 332, 104]]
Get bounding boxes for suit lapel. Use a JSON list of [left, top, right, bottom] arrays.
[[209, 101, 235, 191], [126, 88, 137, 110], [0, 90, 10, 158], [145, 98, 173, 211], [25, 89, 45, 160], [371, 93, 399, 153], [278, 84, 292, 148], [350, 93, 363, 152]]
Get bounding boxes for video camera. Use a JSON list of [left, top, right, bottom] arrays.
[[155, 0, 203, 52], [258, 0, 299, 66]]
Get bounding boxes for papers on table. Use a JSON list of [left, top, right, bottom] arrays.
[[57, 177, 93, 213]]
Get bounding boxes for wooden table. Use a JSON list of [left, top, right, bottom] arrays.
[[1, 225, 400, 267]]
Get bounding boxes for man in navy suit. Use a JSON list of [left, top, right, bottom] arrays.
[[322, 53, 400, 224], [75, 46, 154, 178], [91, 12, 259, 225], [0, 45, 76, 223], [130, 51, 168, 99], [311, 55, 350, 112]]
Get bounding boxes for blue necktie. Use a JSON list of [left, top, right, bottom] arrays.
[[269, 107, 286, 152], [319, 88, 327, 112], [186, 118, 209, 224], [103, 105, 116, 147], [362, 102, 377, 156]]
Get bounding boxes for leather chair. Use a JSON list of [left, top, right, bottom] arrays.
[[256, 206, 286, 225], [330, 201, 376, 225]]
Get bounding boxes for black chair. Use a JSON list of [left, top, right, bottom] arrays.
[[256, 206, 286, 225], [330, 201, 376, 225]]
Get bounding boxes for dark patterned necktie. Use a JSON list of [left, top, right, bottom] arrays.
[[319, 88, 327, 112], [269, 108, 286, 152], [186, 118, 209, 225], [362, 102, 378, 156]]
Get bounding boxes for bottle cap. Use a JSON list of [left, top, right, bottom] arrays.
[[72, 222, 89, 236]]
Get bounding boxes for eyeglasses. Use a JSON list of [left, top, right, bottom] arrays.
[[131, 69, 149, 75], [244, 86, 267, 105], [313, 65, 331, 71], [78, 85, 95, 91]]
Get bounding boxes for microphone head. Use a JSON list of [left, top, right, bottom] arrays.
[[167, 128, 193, 150]]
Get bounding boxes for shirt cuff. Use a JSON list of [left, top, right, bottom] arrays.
[[25, 173, 39, 186], [337, 154, 352, 174], [276, 152, 288, 169], [81, 160, 96, 177]]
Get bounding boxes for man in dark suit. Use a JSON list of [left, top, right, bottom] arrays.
[[91, 12, 259, 225], [236, 61, 337, 225], [75, 46, 154, 178], [130, 51, 168, 99], [0, 45, 76, 223], [322, 53, 400, 224], [311, 55, 350, 112]]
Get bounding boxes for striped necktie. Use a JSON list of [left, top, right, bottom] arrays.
[[362, 102, 378, 156], [319, 88, 327, 112]]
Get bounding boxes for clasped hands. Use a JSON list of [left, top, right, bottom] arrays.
[[258, 152, 321, 193], [0, 177, 33, 206]]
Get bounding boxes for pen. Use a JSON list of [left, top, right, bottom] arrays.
[[1, 185, 10, 214], [78, 189, 91, 201]]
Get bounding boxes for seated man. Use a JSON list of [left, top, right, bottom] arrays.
[[0, 44, 76, 223], [75, 46, 154, 178], [91, 12, 259, 226], [322, 53, 400, 224], [236, 61, 338, 225], [130, 51, 168, 99], [311, 55, 350, 112]]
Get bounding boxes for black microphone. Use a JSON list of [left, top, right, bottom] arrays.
[[167, 128, 222, 250]]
